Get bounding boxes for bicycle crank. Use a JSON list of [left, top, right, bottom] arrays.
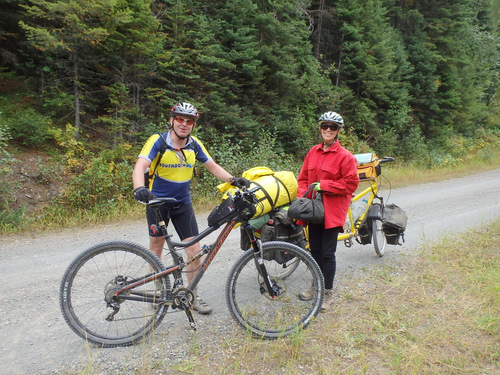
[[172, 288, 197, 330]]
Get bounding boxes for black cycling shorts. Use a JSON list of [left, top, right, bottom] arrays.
[[146, 202, 199, 240]]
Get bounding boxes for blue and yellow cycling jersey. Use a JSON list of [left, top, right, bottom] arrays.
[[138, 132, 211, 203]]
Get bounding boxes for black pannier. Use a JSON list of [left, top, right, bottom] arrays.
[[382, 204, 408, 245], [356, 219, 372, 244]]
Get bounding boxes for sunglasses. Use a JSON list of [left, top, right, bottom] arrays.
[[175, 116, 195, 126], [320, 123, 341, 131]]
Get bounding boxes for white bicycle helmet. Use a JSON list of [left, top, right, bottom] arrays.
[[170, 102, 199, 119], [318, 111, 344, 126]]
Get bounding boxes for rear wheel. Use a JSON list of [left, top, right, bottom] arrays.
[[226, 241, 324, 339], [372, 220, 387, 257], [59, 241, 170, 347]]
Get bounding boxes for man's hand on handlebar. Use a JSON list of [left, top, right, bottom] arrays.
[[230, 177, 251, 188], [133, 186, 156, 203]]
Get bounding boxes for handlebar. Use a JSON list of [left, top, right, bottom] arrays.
[[378, 156, 395, 164], [228, 185, 260, 199], [146, 197, 178, 207]]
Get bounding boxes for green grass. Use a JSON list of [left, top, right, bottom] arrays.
[[382, 151, 500, 188], [181, 220, 500, 374]]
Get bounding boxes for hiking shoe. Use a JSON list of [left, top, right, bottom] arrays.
[[321, 289, 334, 311], [299, 283, 315, 301], [193, 296, 212, 315]]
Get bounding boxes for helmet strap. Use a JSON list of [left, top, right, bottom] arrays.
[[173, 128, 189, 140], [323, 136, 338, 148]]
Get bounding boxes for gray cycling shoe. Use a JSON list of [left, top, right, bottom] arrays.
[[192, 296, 213, 315]]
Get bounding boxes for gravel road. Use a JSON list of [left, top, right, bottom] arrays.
[[1, 169, 499, 374]]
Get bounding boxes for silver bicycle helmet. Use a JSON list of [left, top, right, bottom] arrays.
[[318, 111, 344, 126], [170, 102, 199, 119]]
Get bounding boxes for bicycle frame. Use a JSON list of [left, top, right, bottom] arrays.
[[112, 192, 277, 309], [338, 179, 381, 244]]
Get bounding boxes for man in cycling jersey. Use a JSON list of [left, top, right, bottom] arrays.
[[132, 102, 248, 314]]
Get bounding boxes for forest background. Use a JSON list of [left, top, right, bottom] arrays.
[[0, 0, 499, 231]]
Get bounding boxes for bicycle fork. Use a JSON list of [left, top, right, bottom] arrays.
[[244, 225, 279, 298]]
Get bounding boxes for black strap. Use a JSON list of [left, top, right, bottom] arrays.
[[271, 175, 292, 204], [250, 181, 274, 207], [149, 132, 168, 182], [150, 133, 200, 183], [302, 186, 314, 198], [250, 175, 293, 208]]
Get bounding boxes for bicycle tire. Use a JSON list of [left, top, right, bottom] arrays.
[[59, 240, 170, 347], [226, 241, 324, 339], [372, 219, 387, 257]]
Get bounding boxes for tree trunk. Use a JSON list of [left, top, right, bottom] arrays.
[[335, 33, 344, 87], [73, 47, 81, 140], [314, 0, 325, 59]]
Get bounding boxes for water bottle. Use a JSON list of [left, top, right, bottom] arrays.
[[351, 198, 368, 222], [344, 215, 351, 232]]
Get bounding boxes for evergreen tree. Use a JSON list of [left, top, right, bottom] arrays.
[[158, 0, 331, 152], [20, 0, 115, 138], [0, 0, 31, 73], [313, 0, 411, 146], [394, 0, 498, 142], [97, 0, 168, 144]]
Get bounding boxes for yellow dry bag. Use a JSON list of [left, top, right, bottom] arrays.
[[217, 166, 298, 219]]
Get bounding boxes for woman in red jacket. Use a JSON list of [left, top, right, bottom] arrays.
[[297, 111, 359, 310]]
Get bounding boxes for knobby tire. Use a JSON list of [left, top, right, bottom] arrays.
[[225, 241, 324, 339], [59, 241, 170, 347]]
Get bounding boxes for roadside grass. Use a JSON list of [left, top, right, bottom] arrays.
[[3, 152, 499, 236], [159, 219, 500, 374], [383, 151, 500, 188]]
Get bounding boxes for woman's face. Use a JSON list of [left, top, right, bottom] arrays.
[[319, 122, 342, 143]]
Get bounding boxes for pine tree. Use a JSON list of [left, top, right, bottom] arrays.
[[314, 0, 411, 145], [97, 0, 168, 144], [395, 0, 498, 142], [20, 0, 115, 138]]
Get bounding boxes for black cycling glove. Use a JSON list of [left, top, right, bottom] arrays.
[[133, 186, 156, 203], [230, 177, 251, 188]]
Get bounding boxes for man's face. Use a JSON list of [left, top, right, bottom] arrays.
[[171, 115, 195, 138]]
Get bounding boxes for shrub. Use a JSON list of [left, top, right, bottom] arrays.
[[4, 107, 53, 148], [63, 156, 134, 209]]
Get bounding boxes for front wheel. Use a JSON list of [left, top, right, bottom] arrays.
[[372, 219, 387, 257], [226, 241, 324, 339], [59, 241, 171, 347]]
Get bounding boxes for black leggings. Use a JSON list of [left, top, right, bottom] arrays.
[[308, 224, 340, 290]]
